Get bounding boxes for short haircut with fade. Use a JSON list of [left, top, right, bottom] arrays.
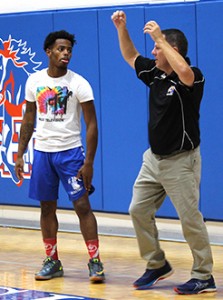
[[43, 30, 76, 51], [162, 29, 188, 58]]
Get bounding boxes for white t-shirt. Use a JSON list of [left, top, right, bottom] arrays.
[[25, 68, 94, 152]]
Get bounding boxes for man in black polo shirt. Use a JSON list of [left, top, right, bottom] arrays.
[[111, 10, 216, 295]]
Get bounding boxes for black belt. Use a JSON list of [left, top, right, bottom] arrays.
[[152, 149, 188, 161]]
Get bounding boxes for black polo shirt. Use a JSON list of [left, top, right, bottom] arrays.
[[135, 55, 204, 155]]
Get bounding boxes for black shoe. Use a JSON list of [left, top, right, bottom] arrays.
[[35, 257, 64, 280], [88, 258, 105, 283], [174, 275, 217, 294], [133, 260, 173, 290]]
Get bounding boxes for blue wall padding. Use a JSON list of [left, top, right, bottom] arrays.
[[0, 1, 223, 221]]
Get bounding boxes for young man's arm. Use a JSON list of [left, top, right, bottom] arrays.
[[111, 10, 140, 69], [15, 101, 36, 180], [77, 100, 98, 192]]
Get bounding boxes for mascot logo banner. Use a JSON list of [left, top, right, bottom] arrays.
[[0, 36, 41, 186]]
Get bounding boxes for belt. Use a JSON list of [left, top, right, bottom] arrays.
[[152, 149, 188, 161]]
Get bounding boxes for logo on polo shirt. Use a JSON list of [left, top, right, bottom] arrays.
[[166, 85, 176, 96]]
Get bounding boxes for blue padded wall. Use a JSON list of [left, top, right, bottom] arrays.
[[0, 1, 223, 221], [0, 10, 103, 210], [196, 1, 223, 220], [0, 12, 53, 206], [98, 7, 148, 212]]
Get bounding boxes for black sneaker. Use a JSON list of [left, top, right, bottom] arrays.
[[133, 260, 173, 290], [174, 275, 216, 295], [88, 258, 105, 283], [35, 257, 64, 280]]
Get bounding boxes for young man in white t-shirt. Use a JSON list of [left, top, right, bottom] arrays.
[[15, 30, 105, 283]]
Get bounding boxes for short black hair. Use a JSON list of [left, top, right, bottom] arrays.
[[162, 28, 188, 58], [43, 30, 76, 51]]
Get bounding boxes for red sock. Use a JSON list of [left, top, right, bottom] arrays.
[[43, 238, 58, 260], [86, 239, 100, 260]]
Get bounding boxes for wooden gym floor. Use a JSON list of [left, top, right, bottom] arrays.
[[0, 206, 223, 299]]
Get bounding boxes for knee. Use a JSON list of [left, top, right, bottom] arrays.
[[129, 201, 141, 218], [74, 196, 91, 217], [41, 201, 56, 218]]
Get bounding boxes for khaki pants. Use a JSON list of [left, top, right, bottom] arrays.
[[129, 147, 213, 279]]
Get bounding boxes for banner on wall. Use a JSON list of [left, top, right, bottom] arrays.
[[0, 36, 41, 186]]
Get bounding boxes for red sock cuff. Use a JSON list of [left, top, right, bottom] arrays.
[[86, 239, 100, 259], [43, 237, 58, 260]]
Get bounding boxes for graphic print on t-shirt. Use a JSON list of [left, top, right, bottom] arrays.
[[36, 86, 72, 120]]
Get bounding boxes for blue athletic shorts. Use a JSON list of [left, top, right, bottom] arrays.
[[29, 147, 87, 201]]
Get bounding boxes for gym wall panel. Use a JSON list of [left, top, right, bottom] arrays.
[[52, 10, 103, 210], [196, 1, 223, 220], [0, 12, 53, 206], [98, 7, 148, 212], [1, 0, 223, 221]]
